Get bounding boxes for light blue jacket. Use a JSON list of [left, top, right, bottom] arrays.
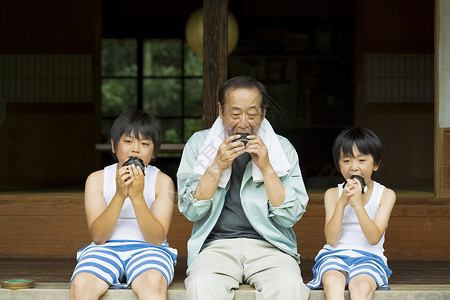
[[177, 129, 309, 266]]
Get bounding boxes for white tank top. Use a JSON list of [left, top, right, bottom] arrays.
[[324, 181, 386, 259], [103, 163, 168, 246]]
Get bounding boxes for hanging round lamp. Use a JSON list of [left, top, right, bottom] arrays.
[[185, 8, 239, 56]]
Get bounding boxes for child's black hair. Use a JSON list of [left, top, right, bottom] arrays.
[[332, 127, 383, 171], [110, 110, 162, 161]]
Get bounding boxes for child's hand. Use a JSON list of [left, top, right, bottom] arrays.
[[115, 165, 130, 199], [337, 190, 349, 207], [345, 178, 364, 208], [127, 164, 145, 201]]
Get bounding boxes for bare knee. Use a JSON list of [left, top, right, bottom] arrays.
[[348, 275, 377, 299], [71, 273, 93, 295], [322, 270, 347, 289], [321, 271, 348, 300], [132, 269, 167, 299], [70, 273, 108, 300]]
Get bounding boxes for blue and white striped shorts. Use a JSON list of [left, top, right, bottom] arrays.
[[70, 240, 177, 289], [307, 249, 392, 290]]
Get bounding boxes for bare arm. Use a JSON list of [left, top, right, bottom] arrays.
[[127, 165, 175, 245], [344, 179, 396, 245], [352, 187, 396, 245], [324, 187, 347, 246], [85, 168, 128, 244]]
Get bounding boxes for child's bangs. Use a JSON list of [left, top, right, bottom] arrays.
[[339, 138, 355, 158], [123, 125, 153, 142], [340, 139, 371, 158]]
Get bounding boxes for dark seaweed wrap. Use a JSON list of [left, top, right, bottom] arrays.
[[233, 133, 250, 145], [122, 157, 146, 175], [343, 175, 367, 194]]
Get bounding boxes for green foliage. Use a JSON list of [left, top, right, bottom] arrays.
[[144, 39, 182, 76], [102, 39, 137, 77], [143, 79, 181, 117], [184, 118, 203, 140], [164, 128, 180, 143], [184, 78, 203, 117], [101, 39, 203, 142], [101, 79, 137, 116], [184, 44, 203, 76]]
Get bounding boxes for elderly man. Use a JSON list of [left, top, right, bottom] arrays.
[[177, 75, 310, 300]]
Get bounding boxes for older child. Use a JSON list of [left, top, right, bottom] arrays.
[[307, 127, 396, 300], [70, 110, 177, 300]]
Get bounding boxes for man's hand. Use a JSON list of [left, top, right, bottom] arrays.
[[245, 135, 270, 172], [244, 135, 286, 207], [193, 134, 245, 201], [212, 134, 246, 171]]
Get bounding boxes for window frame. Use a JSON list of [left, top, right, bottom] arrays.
[[100, 37, 203, 144]]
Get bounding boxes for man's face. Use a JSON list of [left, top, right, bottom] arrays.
[[219, 87, 265, 136]]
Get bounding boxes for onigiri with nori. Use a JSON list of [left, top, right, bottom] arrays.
[[122, 157, 146, 175]]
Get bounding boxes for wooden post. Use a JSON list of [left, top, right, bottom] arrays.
[[435, 0, 450, 198], [202, 0, 228, 129]]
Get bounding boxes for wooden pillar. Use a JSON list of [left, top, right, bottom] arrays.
[[435, 0, 450, 198], [202, 0, 228, 129]]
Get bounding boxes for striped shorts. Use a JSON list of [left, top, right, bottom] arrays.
[[70, 240, 177, 289], [307, 249, 392, 290]]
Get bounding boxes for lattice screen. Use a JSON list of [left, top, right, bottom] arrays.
[[0, 54, 92, 103], [363, 53, 434, 103]]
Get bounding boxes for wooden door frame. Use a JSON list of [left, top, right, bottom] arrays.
[[435, 0, 450, 198]]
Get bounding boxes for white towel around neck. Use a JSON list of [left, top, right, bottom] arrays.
[[193, 117, 291, 188]]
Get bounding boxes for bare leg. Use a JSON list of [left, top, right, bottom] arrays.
[[131, 269, 168, 300], [70, 272, 109, 300], [348, 274, 377, 300], [322, 270, 347, 300]]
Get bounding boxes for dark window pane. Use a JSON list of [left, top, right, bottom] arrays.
[[184, 118, 202, 141], [102, 39, 137, 77], [101, 38, 204, 145], [184, 78, 203, 117], [184, 43, 203, 76], [101, 79, 138, 116], [143, 79, 181, 117], [160, 118, 182, 143], [144, 39, 182, 77]]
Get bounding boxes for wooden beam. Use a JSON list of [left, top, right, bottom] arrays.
[[202, 0, 228, 129]]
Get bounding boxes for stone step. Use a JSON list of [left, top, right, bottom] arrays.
[[1, 283, 450, 300]]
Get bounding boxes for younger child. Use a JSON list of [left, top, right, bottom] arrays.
[[70, 110, 177, 300], [307, 127, 396, 300]]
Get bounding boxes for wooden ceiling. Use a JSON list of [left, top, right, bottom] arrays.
[[102, 0, 355, 38]]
